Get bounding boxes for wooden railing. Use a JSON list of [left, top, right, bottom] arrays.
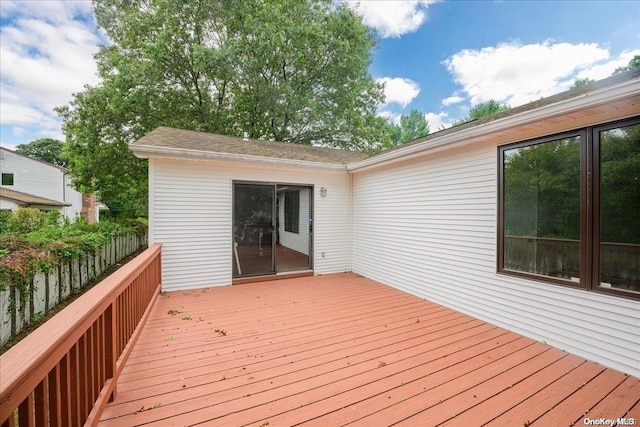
[[505, 236, 639, 289], [0, 244, 162, 426]]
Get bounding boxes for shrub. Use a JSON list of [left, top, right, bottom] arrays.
[[0, 215, 148, 290], [0, 211, 10, 234], [5, 208, 45, 234], [44, 210, 63, 227]]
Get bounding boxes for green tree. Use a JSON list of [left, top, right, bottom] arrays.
[[612, 55, 640, 75], [468, 100, 511, 120], [451, 100, 510, 126], [571, 78, 595, 89], [390, 110, 430, 145], [57, 0, 390, 216], [15, 138, 67, 167]]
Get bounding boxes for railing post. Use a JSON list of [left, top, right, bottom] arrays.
[[17, 395, 33, 426], [34, 381, 46, 425], [48, 365, 62, 425], [105, 302, 118, 401]]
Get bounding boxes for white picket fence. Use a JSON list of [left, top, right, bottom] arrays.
[[0, 232, 147, 346]]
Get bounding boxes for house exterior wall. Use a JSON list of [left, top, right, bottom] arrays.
[[65, 174, 87, 221], [149, 158, 351, 291], [0, 149, 84, 219], [278, 187, 310, 256], [0, 199, 19, 210], [351, 140, 640, 377]]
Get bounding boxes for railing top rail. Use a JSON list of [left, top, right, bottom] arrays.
[[505, 235, 640, 250], [0, 243, 161, 411]]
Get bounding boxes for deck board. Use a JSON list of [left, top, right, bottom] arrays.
[[98, 273, 639, 426]]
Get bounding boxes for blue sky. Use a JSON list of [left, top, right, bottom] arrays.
[[1, 0, 639, 149]]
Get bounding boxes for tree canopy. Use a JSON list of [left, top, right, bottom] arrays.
[[15, 138, 67, 167], [390, 110, 430, 145], [571, 78, 595, 89], [57, 0, 391, 216], [612, 54, 640, 75], [451, 100, 511, 126], [468, 100, 511, 120]]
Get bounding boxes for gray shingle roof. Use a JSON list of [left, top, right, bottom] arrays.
[[131, 127, 369, 165]]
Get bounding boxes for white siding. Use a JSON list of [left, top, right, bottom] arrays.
[[0, 150, 65, 201], [278, 187, 310, 256], [0, 149, 83, 220], [63, 174, 84, 220], [150, 158, 351, 291], [0, 199, 19, 210], [352, 141, 640, 377]]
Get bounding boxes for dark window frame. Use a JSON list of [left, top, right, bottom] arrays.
[[498, 116, 640, 300], [1, 173, 14, 186], [284, 190, 300, 234]]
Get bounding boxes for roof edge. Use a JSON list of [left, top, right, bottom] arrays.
[[348, 74, 640, 172], [130, 144, 349, 171], [0, 188, 72, 207]]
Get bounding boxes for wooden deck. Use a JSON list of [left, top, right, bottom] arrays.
[[98, 273, 639, 426], [233, 244, 310, 277]]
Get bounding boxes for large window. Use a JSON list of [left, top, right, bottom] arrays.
[[284, 191, 299, 233], [499, 117, 639, 299]]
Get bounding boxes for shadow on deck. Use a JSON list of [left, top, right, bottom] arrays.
[[99, 273, 639, 426]]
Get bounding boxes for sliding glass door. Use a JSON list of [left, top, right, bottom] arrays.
[[233, 183, 275, 277]]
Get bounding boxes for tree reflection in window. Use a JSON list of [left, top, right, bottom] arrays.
[[499, 117, 640, 297], [503, 136, 581, 280], [598, 123, 640, 292]]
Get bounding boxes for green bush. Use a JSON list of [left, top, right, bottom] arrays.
[[5, 208, 45, 234], [0, 211, 10, 234], [0, 212, 148, 289], [44, 210, 64, 227]]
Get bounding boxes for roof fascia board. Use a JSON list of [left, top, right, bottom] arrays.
[[130, 145, 349, 171], [1, 187, 72, 206], [0, 196, 28, 205], [0, 196, 70, 207], [348, 78, 640, 172]]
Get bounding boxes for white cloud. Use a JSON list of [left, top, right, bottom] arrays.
[[380, 109, 451, 132], [442, 95, 464, 107], [576, 49, 640, 81], [11, 127, 25, 136], [377, 110, 402, 124], [443, 41, 612, 107], [377, 77, 421, 107], [425, 111, 451, 131], [0, 0, 107, 140], [347, 1, 438, 38]]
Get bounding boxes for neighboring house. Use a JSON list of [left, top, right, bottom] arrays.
[[130, 70, 640, 376], [0, 147, 101, 222]]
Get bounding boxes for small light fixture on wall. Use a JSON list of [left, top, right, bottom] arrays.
[[320, 187, 327, 197]]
